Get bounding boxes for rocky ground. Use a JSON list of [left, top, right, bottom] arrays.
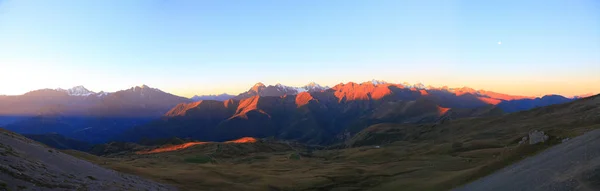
[[455, 128, 600, 191], [0, 129, 176, 191]]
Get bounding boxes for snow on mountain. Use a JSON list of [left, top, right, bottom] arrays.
[[56, 86, 95, 96], [367, 79, 388, 85], [275, 82, 328, 93], [274, 83, 299, 93], [413, 83, 426, 89], [51, 85, 169, 98], [96, 91, 111, 97], [301, 82, 328, 92], [234, 82, 330, 100], [123, 85, 169, 98]]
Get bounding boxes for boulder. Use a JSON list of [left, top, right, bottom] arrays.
[[528, 130, 549, 145]]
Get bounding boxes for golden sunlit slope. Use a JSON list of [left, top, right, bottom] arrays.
[[135, 137, 259, 154]]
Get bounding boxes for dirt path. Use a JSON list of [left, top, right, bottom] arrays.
[[455, 128, 600, 191]]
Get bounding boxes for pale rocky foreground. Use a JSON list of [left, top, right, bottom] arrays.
[[456, 129, 600, 191], [0, 129, 176, 191]]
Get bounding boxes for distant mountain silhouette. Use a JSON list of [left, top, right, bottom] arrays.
[[191, 93, 235, 101], [2, 85, 190, 143], [496, 94, 576, 113]]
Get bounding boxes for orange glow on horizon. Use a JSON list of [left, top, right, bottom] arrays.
[[477, 97, 503, 105], [224, 137, 258, 143], [136, 142, 209, 154], [136, 137, 259, 154]]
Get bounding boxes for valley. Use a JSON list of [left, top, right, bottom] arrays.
[[55, 94, 600, 190]]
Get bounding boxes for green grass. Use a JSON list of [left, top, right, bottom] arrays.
[[184, 155, 214, 164], [288, 153, 301, 160], [0, 181, 7, 191], [234, 155, 269, 164]]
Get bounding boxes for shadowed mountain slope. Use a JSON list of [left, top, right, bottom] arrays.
[[122, 82, 515, 144], [2, 85, 190, 143], [23, 133, 93, 151]]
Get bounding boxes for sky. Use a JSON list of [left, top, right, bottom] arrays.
[[0, 0, 598, 98]]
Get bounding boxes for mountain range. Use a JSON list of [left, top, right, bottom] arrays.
[[1, 85, 189, 143], [0, 80, 588, 144], [31, 93, 599, 191], [118, 81, 582, 144]]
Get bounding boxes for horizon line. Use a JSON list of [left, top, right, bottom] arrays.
[[1, 80, 596, 99]]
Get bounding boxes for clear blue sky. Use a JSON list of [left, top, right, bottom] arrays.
[[0, 0, 598, 97]]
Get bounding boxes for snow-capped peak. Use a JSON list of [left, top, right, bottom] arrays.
[[401, 82, 413, 88], [413, 83, 426, 89], [369, 79, 388, 85], [56, 86, 95, 96], [301, 82, 328, 92], [131, 84, 161, 92], [96, 91, 110, 97], [304, 82, 322, 88], [273, 83, 300, 93], [247, 82, 329, 95]]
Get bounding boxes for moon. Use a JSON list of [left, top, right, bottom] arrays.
[[497, 41, 502, 45]]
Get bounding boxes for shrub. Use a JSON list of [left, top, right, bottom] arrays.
[[288, 153, 301, 160]]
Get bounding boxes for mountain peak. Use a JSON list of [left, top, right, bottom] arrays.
[[253, 82, 266, 87], [128, 85, 165, 95], [414, 83, 426, 89], [302, 82, 327, 92], [367, 79, 388, 85], [250, 82, 266, 92], [137, 84, 150, 89], [131, 84, 159, 91], [304, 82, 321, 87], [57, 86, 95, 96]]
